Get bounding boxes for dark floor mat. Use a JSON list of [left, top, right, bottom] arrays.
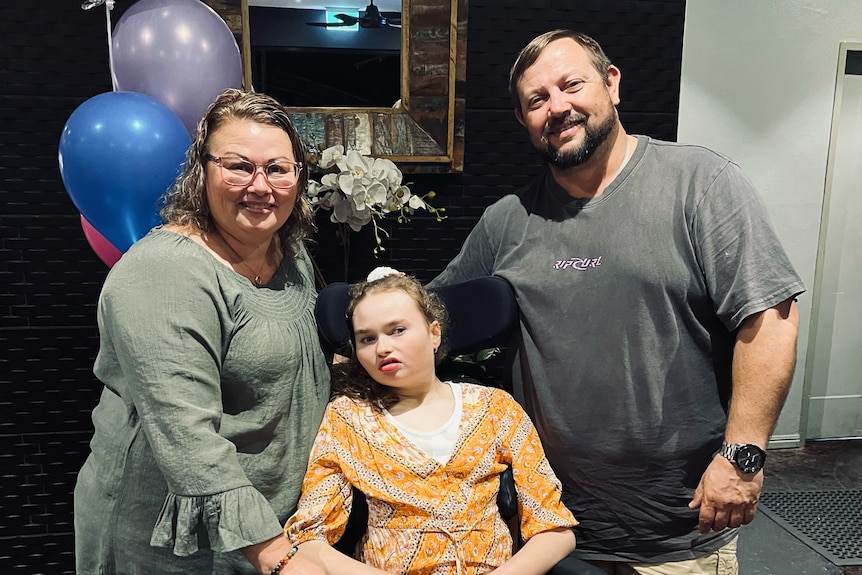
[[759, 490, 862, 566]]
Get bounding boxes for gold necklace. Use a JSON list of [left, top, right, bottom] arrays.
[[218, 234, 270, 286], [237, 258, 267, 286]]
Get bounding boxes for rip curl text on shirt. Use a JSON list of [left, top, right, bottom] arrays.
[[553, 256, 602, 270]]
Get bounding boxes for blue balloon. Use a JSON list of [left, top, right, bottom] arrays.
[[59, 91, 190, 252]]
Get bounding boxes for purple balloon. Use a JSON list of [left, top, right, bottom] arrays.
[[112, 0, 242, 135]]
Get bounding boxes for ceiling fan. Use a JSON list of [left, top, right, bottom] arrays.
[[306, 1, 402, 29]]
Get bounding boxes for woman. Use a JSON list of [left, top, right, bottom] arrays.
[[74, 89, 329, 575], [284, 273, 577, 574]]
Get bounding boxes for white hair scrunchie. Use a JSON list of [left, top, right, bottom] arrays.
[[366, 267, 402, 282]]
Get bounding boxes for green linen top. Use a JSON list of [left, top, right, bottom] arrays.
[[81, 227, 330, 566]]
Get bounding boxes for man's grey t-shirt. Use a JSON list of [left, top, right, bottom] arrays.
[[429, 136, 805, 561]]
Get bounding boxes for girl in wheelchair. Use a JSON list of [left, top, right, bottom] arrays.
[[283, 273, 577, 574]]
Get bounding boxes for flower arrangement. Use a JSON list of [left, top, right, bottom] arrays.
[[307, 145, 444, 255], [305, 145, 445, 284]]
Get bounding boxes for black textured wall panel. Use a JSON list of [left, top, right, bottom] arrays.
[[0, 0, 684, 572], [1, 3, 113, 574]]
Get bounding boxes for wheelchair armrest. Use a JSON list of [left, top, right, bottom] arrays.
[[547, 555, 608, 575], [497, 466, 518, 520]]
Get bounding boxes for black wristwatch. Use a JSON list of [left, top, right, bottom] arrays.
[[718, 441, 767, 474]]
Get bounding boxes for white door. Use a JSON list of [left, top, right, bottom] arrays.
[[802, 43, 862, 440]]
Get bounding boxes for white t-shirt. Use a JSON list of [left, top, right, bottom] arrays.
[[385, 381, 463, 464]]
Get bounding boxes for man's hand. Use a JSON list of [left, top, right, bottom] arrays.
[[689, 454, 763, 533]]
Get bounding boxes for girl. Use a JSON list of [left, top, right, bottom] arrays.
[[284, 273, 577, 574]]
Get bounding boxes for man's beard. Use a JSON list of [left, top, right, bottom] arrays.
[[537, 109, 617, 169]]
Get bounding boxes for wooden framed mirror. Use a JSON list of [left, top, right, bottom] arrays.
[[205, 0, 466, 173]]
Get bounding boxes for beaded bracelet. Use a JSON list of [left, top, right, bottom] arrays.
[[268, 546, 298, 575]]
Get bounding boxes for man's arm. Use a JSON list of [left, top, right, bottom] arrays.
[[726, 297, 800, 446], [689, 297, 799, 533]]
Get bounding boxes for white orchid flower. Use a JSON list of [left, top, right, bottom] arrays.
[[343, 150, 372, 178], [370, 157, 398, 187], [319, 145, 345, 170], [307, 180, 324, 199], [337, 173, 361, 199], [364, 181, 389, 209], [330, 193, 373, 231], [317, 190, 340, 210], [384, 160, 403, 189], [348, 182, 371, 210], [320, 172, 340, 189]]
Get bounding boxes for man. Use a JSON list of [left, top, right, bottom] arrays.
[[427, 30, 805, 574]]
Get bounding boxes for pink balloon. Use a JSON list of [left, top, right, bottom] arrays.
[[81, 215, 124, 268]]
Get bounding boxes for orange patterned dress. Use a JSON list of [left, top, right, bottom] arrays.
[[284, 382, 577, 575]]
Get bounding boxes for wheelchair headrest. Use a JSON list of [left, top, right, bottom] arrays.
[[314, 276, 519, 357]]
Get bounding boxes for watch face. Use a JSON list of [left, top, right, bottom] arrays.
[[735, 444, 766, 473]]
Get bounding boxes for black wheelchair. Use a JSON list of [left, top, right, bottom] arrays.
[[314, 275, 605, 575]]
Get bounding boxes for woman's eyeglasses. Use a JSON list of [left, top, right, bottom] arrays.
[[206, 154, 303, 189]]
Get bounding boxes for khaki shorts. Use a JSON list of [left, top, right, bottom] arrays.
[[586, 536, 738, 575]]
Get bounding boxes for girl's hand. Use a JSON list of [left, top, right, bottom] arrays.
[[283, 552, 327, 575]]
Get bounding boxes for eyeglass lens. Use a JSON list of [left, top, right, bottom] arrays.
[[216, 156, 300, 188]]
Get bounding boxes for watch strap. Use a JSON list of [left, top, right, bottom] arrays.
[[719, 440, 740, 461], [718, 441, 766, 473]]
